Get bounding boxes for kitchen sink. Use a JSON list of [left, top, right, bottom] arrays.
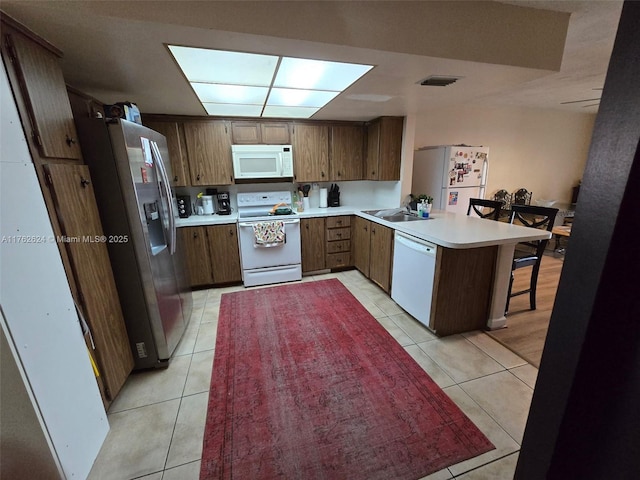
[[381, 214, 427, 222], [362, 209, 429, 222]]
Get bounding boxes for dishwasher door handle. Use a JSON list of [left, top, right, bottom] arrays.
[[395, 232, 437, 256]]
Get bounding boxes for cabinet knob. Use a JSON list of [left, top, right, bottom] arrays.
[[79, 177, 90, 188], [66, 135, 77, 146], [321, 171, 325, 177], [229, 229, 234, 236], [364, 226, 368, 232], [337, 171, 341, 177], [196, 173, 201, 181], [371, 171, 376, 176], [305, 224, 309, 230], [173, 175, 178, 182], [193, 232, 198, 238], [336, 233, 342, 237]]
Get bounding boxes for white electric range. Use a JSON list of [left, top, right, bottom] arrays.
[[236, 191, 302, 287]]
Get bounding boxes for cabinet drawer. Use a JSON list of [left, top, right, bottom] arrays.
[[326, 240, 351, 254], [326, 216, 351, 229], [326, 227, 351, 242], [326, 252, 351, 268]]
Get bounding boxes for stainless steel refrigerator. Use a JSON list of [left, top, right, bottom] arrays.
[[75, 118, 192, 369], [412, 145, 489, 215]]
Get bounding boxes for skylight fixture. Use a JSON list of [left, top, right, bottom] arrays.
[[168, 45, 373, 119]]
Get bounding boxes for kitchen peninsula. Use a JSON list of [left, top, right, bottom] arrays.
[[177, 207, 550, 334]]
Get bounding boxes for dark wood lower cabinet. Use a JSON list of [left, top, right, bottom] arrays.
[[206, 224, 242, 284], [352, 217, 393, 293], [179, 224, 241, 287], [178, 227, 213, 286], [301, 218, 326, 272], [369, 223, 394, 292], [430, 246, 497, 336]]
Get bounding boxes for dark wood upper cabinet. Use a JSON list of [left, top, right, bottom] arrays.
[[183, 120, 234, 185], [143, 120, 191, 187], [3, 27, 83, 161], [291, 123, 329, 183], [330, 124, 364, 181], [365, 116, 404, 181], [231, 121, 290, 144]]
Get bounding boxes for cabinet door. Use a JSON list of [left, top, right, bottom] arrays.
[[261, 122, 290, 144], [178, 227, 214, 286], [369, 223, 394, 293], [5, 31, 83, 161], [231, 121, 261, 144], [330, 125, 364, 181], [144, 121, 191, 187], [292, 123, 329, 182], [365, 120, 381, 180], [183, 121, 233, 185], [206, 224, 242, 284], [353, 216, 371, 277], [377, 117, 404, 181], [45, 164, 133, 402], [301, 218, 325, 272]]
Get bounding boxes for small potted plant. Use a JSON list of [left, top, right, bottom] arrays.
[[410, 194, 433, 210]]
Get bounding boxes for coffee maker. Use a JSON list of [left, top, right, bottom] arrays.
[[217, 191, 231, 215]]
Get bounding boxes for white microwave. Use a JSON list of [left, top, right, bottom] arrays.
[[232, 144, 294, 180]]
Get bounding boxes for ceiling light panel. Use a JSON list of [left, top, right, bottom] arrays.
[[168, 46, 278, 86], [262, 106, 321, 119], [275, 58, 373, 91], [267, 88, 339, 107], [168, 45, 374, 118], [192, 83, 268, 104], [202, 104, 264, 117]]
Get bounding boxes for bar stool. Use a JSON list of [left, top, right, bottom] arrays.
[[506, 204, 558, 314]]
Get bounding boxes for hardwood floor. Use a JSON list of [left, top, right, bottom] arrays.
[[486, 252, 564, 367]]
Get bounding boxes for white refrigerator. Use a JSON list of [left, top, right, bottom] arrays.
[[412, 145, 489, 215]]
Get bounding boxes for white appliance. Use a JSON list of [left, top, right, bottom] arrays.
[[201, 195, 215, 214], [232, 144, 294, 180], [236, 191, 302, 287], [391, 232, 437, 329], [412, 145, 489, 215]]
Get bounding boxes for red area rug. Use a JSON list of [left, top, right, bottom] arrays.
[[200, 279, 494, 479]]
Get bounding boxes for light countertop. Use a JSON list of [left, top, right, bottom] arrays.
[[176, 206, 550, 249]]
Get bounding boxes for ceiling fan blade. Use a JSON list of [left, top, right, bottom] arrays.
[[560, 97, 601, 105]]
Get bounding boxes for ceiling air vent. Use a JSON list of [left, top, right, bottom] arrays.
[[418, 76, 462, 87]]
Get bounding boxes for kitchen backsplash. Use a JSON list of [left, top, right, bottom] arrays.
[[176, 181, 401, 214]]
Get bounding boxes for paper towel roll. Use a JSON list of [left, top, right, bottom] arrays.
[[319, 188, 328, 208]]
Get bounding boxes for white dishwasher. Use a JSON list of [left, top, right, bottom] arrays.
[[391, 231, 437, 329]]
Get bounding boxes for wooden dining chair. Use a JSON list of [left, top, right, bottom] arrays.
[[506, 204, 559, 314], [467, 198, 503, 221]]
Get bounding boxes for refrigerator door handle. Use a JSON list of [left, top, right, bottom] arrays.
[[151, 142, 176, 255]]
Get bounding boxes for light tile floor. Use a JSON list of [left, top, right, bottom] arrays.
[[88, 270, 537, 479]]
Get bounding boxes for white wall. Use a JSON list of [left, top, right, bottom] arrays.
[[413, 106, 596, 204]]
